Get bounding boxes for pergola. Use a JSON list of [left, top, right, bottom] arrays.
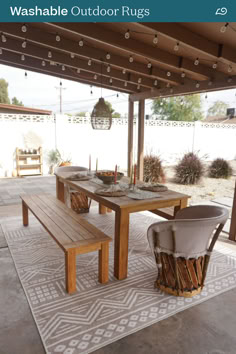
[[0, 22, 235, 241]]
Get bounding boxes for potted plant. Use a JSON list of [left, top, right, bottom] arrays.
[[47, 149, 62, 174], [59, 158, 72, 167]]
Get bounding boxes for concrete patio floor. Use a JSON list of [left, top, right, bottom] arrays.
[[0, 176, 236, 354]]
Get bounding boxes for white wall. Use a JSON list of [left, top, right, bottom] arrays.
[[0, 114, 235, 177]]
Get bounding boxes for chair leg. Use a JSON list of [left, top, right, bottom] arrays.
[[22, 201, 29, 226], [65, 249, 77, 294], [99, 242, 109, 284]]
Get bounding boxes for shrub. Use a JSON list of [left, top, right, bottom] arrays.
[[174, 152, 204, 185], [208, 158, 233, 179], [143, 154, 166, 183]]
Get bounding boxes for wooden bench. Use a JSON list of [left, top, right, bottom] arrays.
[[21, 194, 112, 294]]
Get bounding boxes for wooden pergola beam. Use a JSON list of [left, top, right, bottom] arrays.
[[130, 75, 236, 101], [52, 22, 219, 80], [139, 23, 236, 66], [0, 53, 139, 94], [0, 23, 182, 86]]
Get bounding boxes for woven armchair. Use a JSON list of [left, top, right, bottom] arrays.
[[147, 205, 229, 297]]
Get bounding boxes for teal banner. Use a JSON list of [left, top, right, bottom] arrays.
[[0, 0, 235, 22]]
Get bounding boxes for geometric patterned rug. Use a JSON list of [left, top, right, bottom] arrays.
[[3, 208, 236, 354]]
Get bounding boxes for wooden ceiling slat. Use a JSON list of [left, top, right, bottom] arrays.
[[51, 22, 219, 79], [0, 23, 182, 86]]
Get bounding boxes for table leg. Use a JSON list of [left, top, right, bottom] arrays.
[[229, 181, 236, 241], [65, 249, 76, 294], [22, 201, 28, 226], [99, 203, 107, 214], [174, 197, 188, 217], [56, 176, 65, 203], [114, 209, 129, 280]]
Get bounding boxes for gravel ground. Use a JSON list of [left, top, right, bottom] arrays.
[[164, 160, 236, 204]]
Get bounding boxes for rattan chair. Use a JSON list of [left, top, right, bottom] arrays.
[[147, 205, 229, 297], [54, 166, 91, 214]]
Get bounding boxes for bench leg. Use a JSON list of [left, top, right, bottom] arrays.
[[99, 242, 109, 284], [65, 249, 77, 294], [22, 201, 29, 226]]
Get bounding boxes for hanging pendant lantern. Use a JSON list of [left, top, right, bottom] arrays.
[[91, 97, 112, 130], [91, 60, 112, 130]]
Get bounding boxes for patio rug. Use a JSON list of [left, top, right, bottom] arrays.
[[3, 209, 236, 354]]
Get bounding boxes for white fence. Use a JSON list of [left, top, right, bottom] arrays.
[[0, 113, 235, 177]]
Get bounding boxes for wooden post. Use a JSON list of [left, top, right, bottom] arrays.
[[22, 201, 29, 226], [229, 180, 236, 241], [99, 242, 109, 283], [128, 98, 134, 177], [56, 176, 65, 203], [65, 249, 77, 294], [137, 99, 145, 181]]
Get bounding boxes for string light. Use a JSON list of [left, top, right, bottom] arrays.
[[228, 65, 233, 73], [147, 62, 152, 69], [181, 72, 186, 78], [220, 23, 229, 33], [55, 33, 61, 42], [88, 59, 92, 66], [94, 74, 97, 80], [41, 60, 46, 66], [117, 93, 119, 98], [196, 82, 200, 88], [21, 54, 25, 61], [138, 78, 142, 83], [62, 65, 65, 71], [124, 81, 128, 87], [1, 34, 7, 43], [77, 68, 80, 74], [106, 53, 111, 60], [107, 65, 111, 73], [25, 72, 27, 78], [174, 42, 179, 51], [22, 40, 27, 49], [205, 94, 208, 99], [129, 55, 134, 63], [212, 62, 218, 69], [153, 34, 158, 44], [125, 30, 130, 39], [109, 78, 113, 84], [60, 81, 62, 86], [70, 53, 75, 59], [167, 71, 171, 77], [48, 51, 52, 58], [0, 48, 2, 55], [194, 58, 199, 66], [137, 84, 140, 90], [122, 69, 126, 74], [90, 86, 93, 95], [154, 79, 158, 86], [166, 82, 170, 88], [21, 24, 27, 33]]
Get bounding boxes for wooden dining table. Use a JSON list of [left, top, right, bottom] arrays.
[[55, 172, 190, 280]]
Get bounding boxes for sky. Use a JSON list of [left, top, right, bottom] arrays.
[[1, 63, 236, 117]]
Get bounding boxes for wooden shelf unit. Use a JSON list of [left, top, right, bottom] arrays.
[[16, 147, 43, 177]]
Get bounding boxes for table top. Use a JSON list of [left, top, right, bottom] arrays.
[[56, 172, 190, 212]]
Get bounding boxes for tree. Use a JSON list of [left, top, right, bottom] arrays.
[[12, 97, 23, 106], [75, 111, 87, 117], [0, 78, 10, 104], [104, 101, 121, 118], [152, 94, 203, 121], [207, 100, 229, 117]]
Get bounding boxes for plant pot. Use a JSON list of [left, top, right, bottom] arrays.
[[59, 162, 72, 167]]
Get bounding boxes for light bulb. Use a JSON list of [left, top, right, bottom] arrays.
[[0, 48, 2, 55], [129, 56, 134, 63], [107, 65, 111, 73], [138, 78, 142, 83], [106, 53, 111, 60], [147, 62, 152, 69], [117, 93, 119, 98], [79, 39, 84, 47], [71, 53, 75, 59], [154, 79, 158, 86], [153, 34, 158, 44], [124, 81, 127, 87], [21, 24, 27, 33], [205, 94, 208, 99], [122, 69, 126, 74], [167, 71, 171, 77], [88, 59, 92, 66], [90, 90, 93, 95], [228, 65, 233, 73], [194, 58, 199, 66], [48, 51, 52, 58], [77, 68, 80, 74], [62, 65, 65, 71], [41, 60, 46, 66], [56, 34, 61, 42], [125, 30, 130, 39], [1, 34, 7, 43], [109, 78, 113, 84], [174, 42, 179, 51], [228, 77, 232, 83], [22, 40, 27, 49], [166, 83, 170, 88], [60, 81, 62, 86], [181, 72, 186, 78], [21, 54, 25, 61], [220, 23, 228, 33], [137, 84, 140, 90], [196, 82, 200, 88], [94, 74, 97, 80], [25, 72, 27, 78], [212, 62, 217, 69]]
